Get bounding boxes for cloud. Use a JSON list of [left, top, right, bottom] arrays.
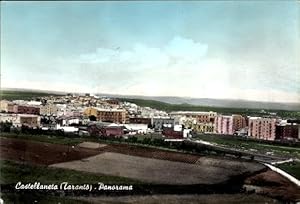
[[2, 35, 299, 103], [164, 36, 208, 61], [73, 35, 211, 92], [77, 36, 208, 70]]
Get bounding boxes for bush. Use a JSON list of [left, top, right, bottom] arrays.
[[0, 121, 12, 132], [128, 136, 138, 143]]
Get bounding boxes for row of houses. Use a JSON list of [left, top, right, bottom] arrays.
[[0, 101, 40, 115], [0, 100, 63, 116], [74, 108, 300, 140], [1, 98, 299, 141]]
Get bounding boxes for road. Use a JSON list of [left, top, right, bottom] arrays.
[[188, 139, 293, 164]]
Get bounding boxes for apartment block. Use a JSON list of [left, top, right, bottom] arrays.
[[129, 117, 152, 126], [170, 111, 217, 123], [40, 104, 58, 116], [84, 107, 128, 124], [276, 124, 299, 140], [9, 105, 40, 115], [7, 103, 16, 113], [248, 117, 276, 140], [214, 114, 246, 135], [151, 117, 175, 131], [232, 114, 247, 131], [183, 120, 214, 133], [20, 115, 41, 127], [0, 100, 11, 112]]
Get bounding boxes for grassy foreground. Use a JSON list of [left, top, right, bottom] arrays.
[[0, 159, 142, 203]]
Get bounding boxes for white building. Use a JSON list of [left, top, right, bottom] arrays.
[[56, 124, 78, 133], [27, 101, 42, 106], [0, 113, 40, 127], [124, 124, 149, 134], [183, 129, 192, 138]]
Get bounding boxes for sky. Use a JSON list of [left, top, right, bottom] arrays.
[[1, 1, 299, 103]]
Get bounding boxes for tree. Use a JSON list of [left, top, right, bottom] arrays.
[[0, 121, 12, 132], [89, 115, 97, 121], [128, 136, 138, 143]]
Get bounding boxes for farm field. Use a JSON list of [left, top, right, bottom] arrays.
[[105, 143, 200, 163], [3, 132, 299, 162], [0, 160, 140, 185], [1, 160, 298, 202], [0, 137, 264, 185], [0, 136, 201, 164], [78, 141, 107, 149], [1, 133, 87, 146], [2, 134, 300, 183], [1, 136, 299, 202], [0, 137, 101, 165], [51, 152, 265, 185]]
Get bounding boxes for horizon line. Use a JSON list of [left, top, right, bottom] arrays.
[[1, 87, 299, 105]]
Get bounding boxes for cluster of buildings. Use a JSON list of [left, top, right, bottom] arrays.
[[171, 111, 299, 141], [0, 94, 299, 141]]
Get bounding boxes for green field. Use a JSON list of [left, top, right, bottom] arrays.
[[276, 161, 300, 180], [0, 90, 62, 101], [0, 133, 158, 147], [193, 134, 300, 159], [1, 133, 87, 145], [193, 134, 300, 179], [0, 133, 188, 155]]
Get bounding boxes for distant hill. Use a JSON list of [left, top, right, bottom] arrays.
[[1, 88, 67, 95], [98, 94, 300, 111], [0, 88, 64, 101], [115, 98, 300, 119], [1, 88, 299, 111]]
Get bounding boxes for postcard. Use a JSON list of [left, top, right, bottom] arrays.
[[0, 1, 299, 203]]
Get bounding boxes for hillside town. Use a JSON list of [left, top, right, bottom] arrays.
[[0, 93, 299, 142]]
